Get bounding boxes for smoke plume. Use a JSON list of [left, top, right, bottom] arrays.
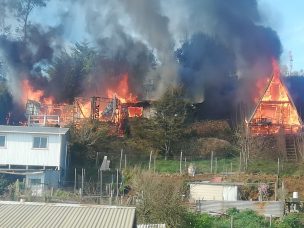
[[0, 0, 285, 122]]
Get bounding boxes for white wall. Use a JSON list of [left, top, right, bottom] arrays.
[[0, 133, 63, 168], [190, 184, 239, 201], [190, 184, 224, 201]]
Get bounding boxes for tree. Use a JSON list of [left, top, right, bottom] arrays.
[[128, 170, 188, 228], [0, 0, 11, 36], [69, 120, 115, 166], [47, 42, 97, 103], [9, 0, 49, 41], [0, 174, 10, 195], [153, 86, 189, 158], [0, 81, 13, 124]]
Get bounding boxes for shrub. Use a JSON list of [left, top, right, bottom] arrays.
[[277, 213, 302, 228], [184, 212, 214, 228]]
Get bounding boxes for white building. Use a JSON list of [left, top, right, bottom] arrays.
[[189, 182, 239, 202], [0, 125, 69, 191]]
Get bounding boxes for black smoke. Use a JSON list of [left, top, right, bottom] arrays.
[[174, 0, 282, 119], [0, 0, 289, 123], [285, 76, 304, 120]]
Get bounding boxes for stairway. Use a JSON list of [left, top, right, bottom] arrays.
[[285, 135, 297, 161]]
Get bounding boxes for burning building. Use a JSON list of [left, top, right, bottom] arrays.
[[23, 74, 147, 135], [247, 60, 304, 161], [248, 60, 303, 135]]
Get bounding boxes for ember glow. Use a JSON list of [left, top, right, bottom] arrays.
[[128, 107, 143, 118], [249, 59, 302, 135]]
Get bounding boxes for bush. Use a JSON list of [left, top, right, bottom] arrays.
[[184, 212, 214, 228], [277, 213, 302, 228], [0, 175, 10, 195], [197, 137, 236, 158]]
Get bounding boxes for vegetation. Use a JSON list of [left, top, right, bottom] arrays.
[[128, 170, 188, 228], [185, 209, 304, 228], [0, 175, 10, 195]]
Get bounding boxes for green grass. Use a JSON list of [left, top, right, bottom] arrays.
[[247, 159, 304, 176], [154, 158, 239, 174], [132, 157, 304, 176]]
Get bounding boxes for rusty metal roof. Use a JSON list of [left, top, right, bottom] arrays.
[[0, 201, 136, 228]]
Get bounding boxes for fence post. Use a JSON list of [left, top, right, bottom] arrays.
[[74, 168, 77, 192], [230, 215, 233, 228], [100, 170, 102, 203], [120, 149, 123, 171], [180, 151, 183, 174], [116, 169, 119, 203], [210, 151, 214, 173], [149, 151, 152, 170], [124, 154, 127, 169], [81, 168, 84, 199], [153, 156, 156, 173]]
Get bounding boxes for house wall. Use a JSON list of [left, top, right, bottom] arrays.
[[60, 134, 68, 171], [25, 170, 61, 196], [0, 133, 63, 168]]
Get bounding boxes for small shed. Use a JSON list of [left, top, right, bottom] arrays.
[[190, 182, 239, 202]]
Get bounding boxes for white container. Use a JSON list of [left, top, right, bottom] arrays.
[[293, 192, 299, 199]]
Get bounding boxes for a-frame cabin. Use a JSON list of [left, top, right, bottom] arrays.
[[248, 61, 303, 135], [247, 61, 303, 161]]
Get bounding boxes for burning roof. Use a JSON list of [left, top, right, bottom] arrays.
[[248, 60, 303, 135]]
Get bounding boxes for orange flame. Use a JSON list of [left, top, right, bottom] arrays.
[[249, 58, 302, 135], [22, 79, 54, 105], [107, 74, 137, 103], [128, 107, 143, 117]]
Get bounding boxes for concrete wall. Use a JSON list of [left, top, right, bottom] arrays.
[[196, 200, 284, 217]]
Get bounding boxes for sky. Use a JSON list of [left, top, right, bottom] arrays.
[[31, 0, 304, 72], [260, 0, 304, 71]]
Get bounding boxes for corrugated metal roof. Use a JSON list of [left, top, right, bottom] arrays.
[[0, 125, 69, 135], [137, 224, 166, 228], [0, 201, 136, 228], [189, 182, 241, 186]]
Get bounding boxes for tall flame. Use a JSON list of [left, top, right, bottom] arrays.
[[107, 74, 137, 103], [22, 79, 54, 105], [249, 58, 301, 135]]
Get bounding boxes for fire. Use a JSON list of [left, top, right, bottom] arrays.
[[128, 107, 143, 117], [22, 80, 54, 105], [107, 74, 138, 103], [249, 59, 302, 135], [23, 73, 143, 130]]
